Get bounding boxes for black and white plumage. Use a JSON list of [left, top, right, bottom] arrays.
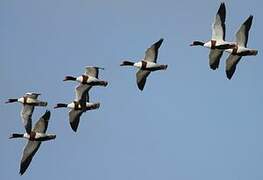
[[136, 70, 151, 91], [9, 111, 56, 175], [120, 38, 168, 91], [144, 39, 163, 63], [84, 66, 104, 78], [83, 66, 108, 89], [211, 2, 226, 42], [5, 92, 48, 134], [137, 39, 165, 90], [190, 3, 236, 70], [57, 66, 105, 132], [235, 15, 253, 48], [69, 84, 90, 132], [225, 55, 242, 79], [63, 66, 108, 88], [54, 84, 100, 132], [209, 49, 224, 70], [209, 3, 226, 69], [225, 15, 258, 79]]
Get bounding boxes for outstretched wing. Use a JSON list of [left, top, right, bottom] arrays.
[[69, 109, 84, 132], [24, 92, 47, 106], [20, 111, 51, 175], [33, 110, 51, 133], [20, 105, 34, 134], [212, 3, 226, 40], [75, 84, 91, 102], [144, 38, 163, 63], [136, 70, 151, 91], [225, 54, 242, 80], [85, 66, 104, 78], [236, 15, 253, 47], [209, 49, 223, 70], [24, 92, 41, 99], [20, 141, 41, 175]]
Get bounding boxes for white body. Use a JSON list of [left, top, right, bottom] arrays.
[[134, 61, 160, 69], [67, 102, 99, 109], [203, 40, 236, 49], [67, 102, 78, 109], [225, 46, 257, 55], [23, 132, 51, 140], [76, 75, 100, 84], [18, 97, 39, 104]]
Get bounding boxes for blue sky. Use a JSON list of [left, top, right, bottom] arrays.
[[1, 0, 263, 179]]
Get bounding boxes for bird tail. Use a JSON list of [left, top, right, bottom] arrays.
[[98, 81, 108, 87], [250, 50, 258, 56], [87, 102, 100, 110], [160, 65, 168, 70]]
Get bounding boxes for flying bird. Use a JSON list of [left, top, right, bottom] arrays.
[[120, 38, 168, 91], [5, 92, 48, 134], [63, 66, 108, 87], [9, 110, 56, 175], [54, 84, 100, 132], [190, 3, 236, 70], [225, 15, 258, 79]]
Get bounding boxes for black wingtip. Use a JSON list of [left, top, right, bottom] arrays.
[[42, 110, 51, 120], [226, 71, 233, 80], [246, 15, 253, 23], [157, 38, 164, 45], [70, 123, 78, 132], [219, 2, 226, 10], [210, 66, 218, 70], [138, 87, 144, 91], [19, 169, 25, 176], [210, 63, 219, 70], [137, 82, 145, 91], [244, 15, 253, 29], [218, 2, 226, 22], [227, 76, 232, 80], [137, 82, 144, 91], [153, 38, 164, 49]]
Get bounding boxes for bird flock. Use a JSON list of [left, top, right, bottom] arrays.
[[190, 3, 258, 79], [5, 2, 258, 176]]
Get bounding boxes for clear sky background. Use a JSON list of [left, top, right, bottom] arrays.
[[1, 0, 262, 179]]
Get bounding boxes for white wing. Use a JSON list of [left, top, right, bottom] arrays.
[[212, 3, 226, 40], [24, 92, 41, 99], [69, 109, 84, 132], [75, 84, 91, 102], [144, 39, 163, 63], [209, 49, 223, 70], [85, 66, 104, 78], [136, 70, 151, 91], [225, 54, 242, 80], [20, 111, 51, 175], [20, 105, 34, 134], [235, 15, 253, 47]]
